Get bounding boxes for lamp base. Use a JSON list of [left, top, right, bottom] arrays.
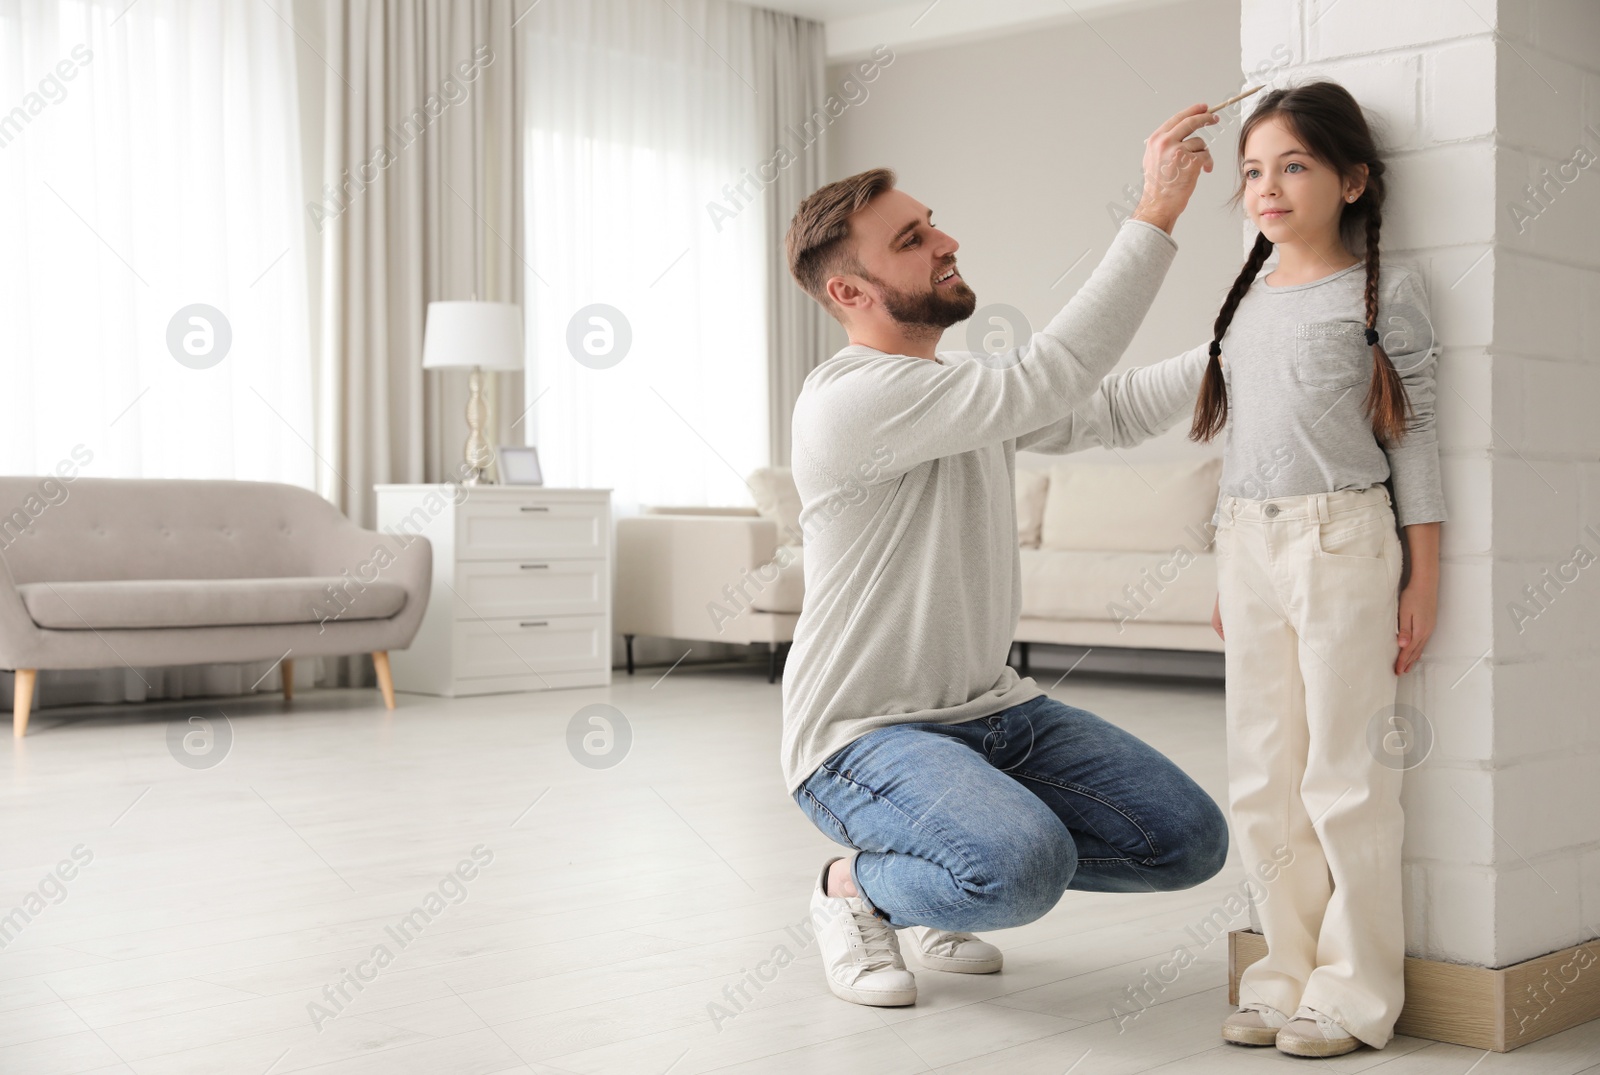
[[461, 366, 497, 484]]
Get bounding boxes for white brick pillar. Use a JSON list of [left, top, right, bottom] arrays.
[[1239, 1, 1600, 970]]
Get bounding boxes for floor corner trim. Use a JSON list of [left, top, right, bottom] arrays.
[[1228, 928, 1600, 1052]]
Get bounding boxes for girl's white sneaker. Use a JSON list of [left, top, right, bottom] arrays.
[[903, 925, 1003, 973], [1275, 1007, 1360, 1057], [1221, 1002, 1290, 1046], [810, 855, 917, 1006]]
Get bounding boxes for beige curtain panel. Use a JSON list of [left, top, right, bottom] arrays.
[[314, 0, 526, 531]]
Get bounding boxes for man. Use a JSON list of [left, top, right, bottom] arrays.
[[781, 103, 1231, 1007]]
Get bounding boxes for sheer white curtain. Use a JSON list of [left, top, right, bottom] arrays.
[[0, 0, 314, 486], [0, 0, 316, 707], [517, 0, 769, 517]]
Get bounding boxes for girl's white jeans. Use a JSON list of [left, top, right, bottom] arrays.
[[1215, 483, 1405, 1049]]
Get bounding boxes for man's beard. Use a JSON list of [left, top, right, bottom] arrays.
[[869, 272, 977, 332]]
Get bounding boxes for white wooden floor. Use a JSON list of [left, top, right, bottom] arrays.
[[2, 663, 1596, 1074]]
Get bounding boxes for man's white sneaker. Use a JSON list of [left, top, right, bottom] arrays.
[[810, 854, 917, 1007], [1275, 1006, 1360, 1057], [904, 926, 1003, 974]]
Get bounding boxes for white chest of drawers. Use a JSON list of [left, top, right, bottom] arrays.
[[375, 484, 613, 696]]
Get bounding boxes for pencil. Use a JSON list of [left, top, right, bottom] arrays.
[[1210, 85, 1263, 114]]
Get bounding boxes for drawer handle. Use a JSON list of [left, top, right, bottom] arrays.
[[519, 506, 550, 512], [520, 563, 549, 570], [520, 621, 548, 628]]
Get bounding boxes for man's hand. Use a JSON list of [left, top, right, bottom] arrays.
[[1211, 593, 1224, 641], [1131, 103, 1218, 235]]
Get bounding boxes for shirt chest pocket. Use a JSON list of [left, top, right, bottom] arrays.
[[1293, 320, 1370, 392]]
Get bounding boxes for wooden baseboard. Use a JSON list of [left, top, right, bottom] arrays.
[[1229, 929, 1600, 1052]]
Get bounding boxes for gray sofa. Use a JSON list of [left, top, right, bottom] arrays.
[[0, 478, 432, 736]]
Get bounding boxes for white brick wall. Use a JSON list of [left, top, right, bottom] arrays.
[[1424, 38, 1497, 143], [1415, 863, 1495, 963], [1491, 0, 1600, 968], [1428, 250, 1494, 349], [1496, 856, 1584, 966], [1399, 765, 1496, 866], [1583, 848, 1600, 941], [1243, 0, 1600, 969], [1437, 455, 1491, 556], [1497, 253, 1584, 360], [1492, 658, 1596, 759], [1409, 654, 1492, 763]]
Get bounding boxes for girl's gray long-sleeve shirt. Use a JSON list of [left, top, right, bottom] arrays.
[[781, 218, 1207, 795], [1212, 259, 1447, 529]]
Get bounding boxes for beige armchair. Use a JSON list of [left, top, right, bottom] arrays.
[[614, 498, 801, 683], [0, 477, 432, 735]]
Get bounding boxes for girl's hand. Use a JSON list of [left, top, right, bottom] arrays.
[[1211, 593, 1224, 640], [1396, 521, 1441, 675], [1396, 581, 1436, 674]]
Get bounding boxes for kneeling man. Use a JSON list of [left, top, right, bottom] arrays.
[[781, 104, 1230, 1006]]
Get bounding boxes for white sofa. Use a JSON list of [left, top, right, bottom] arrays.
[[1013, 455, 1224, 666], [612, 457, 1223, 681]]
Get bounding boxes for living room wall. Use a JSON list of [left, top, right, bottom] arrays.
[[822, 0, 1244, 473]]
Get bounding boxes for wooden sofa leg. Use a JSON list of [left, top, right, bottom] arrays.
[[281, 658, 294, 702], [624, 634, 635, 675], [14, 669, 36, 738], [372, 651, 396, 709]]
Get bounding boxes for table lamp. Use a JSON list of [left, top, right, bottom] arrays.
[[422, 300, 524, 485]]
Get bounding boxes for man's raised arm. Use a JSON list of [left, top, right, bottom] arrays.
[[1014, 341, 1211, 454], [796, 104, 1219, 485]]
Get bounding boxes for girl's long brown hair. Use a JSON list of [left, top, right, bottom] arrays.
[[1189, 81, 1412, 447]]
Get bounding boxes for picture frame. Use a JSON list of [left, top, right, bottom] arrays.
[[497, 445, 543, 486]]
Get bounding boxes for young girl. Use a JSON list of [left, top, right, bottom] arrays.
[[1195, 81, 1444, 1058]]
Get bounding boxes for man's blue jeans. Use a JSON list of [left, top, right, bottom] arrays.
[[792, 693, 1229, 930]]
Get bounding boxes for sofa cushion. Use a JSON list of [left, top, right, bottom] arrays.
[[1040, 457, 1222, 553], [0, 476, 362, 583], [19, 577, 408, 630], [749, 544, 804, 615], [1020, 548, 1216, 625], [747, 467, 804, 543], [1015, 467, 1049, 548]]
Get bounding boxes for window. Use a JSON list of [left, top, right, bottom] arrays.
[[518, 2, 769, 516], [0, 0, 314, 486]]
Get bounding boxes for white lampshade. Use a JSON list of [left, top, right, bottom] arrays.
[[422, 301, 524, 371]]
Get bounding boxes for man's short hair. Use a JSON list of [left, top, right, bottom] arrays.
[[785, 167, 896, 315]]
